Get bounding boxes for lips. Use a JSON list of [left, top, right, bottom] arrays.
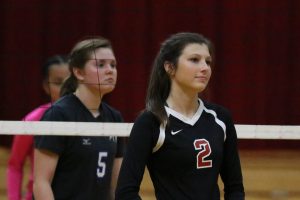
[[195, 76, 207, 82], [104, 78, 116, 84]]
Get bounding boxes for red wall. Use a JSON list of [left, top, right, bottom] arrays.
[[1, 0, 299, 147]]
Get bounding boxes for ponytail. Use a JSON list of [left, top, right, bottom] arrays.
[[60, 75, 78, 97]]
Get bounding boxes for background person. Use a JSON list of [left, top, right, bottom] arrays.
[[33, 37, 125, 200], [7, 55, 69, 200]]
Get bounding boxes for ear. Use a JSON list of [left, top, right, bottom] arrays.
[[73, 68, 85, 81], [164, 61, 175, 76]]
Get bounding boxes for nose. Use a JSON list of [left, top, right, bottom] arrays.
[[200, 60, 209, 70], [104, 64, 114, 74]]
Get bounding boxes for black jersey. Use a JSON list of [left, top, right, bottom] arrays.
[[116, 99, 244, 200], [35, 94, 125, 200]]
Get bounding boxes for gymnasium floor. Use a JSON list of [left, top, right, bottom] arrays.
[[1, 147, 300, 200]]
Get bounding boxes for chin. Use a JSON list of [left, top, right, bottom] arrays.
[[101, 86, 115, 94], [195, 85, 207, 93]]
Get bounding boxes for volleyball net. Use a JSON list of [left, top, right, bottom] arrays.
[[0, 120, 299, 140]]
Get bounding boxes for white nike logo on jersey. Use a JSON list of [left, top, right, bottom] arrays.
[[171, 129, 183, 135]]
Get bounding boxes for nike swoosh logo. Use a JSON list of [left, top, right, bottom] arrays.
[[171, 129, 183, 135]]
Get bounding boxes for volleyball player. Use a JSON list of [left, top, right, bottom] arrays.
[[7, 55, 69, 200], [116, 32, 245, 199], [33, 37, 125, 200]]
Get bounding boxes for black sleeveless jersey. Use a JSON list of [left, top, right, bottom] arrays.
[[116, 99, 244, 200], [35, 94, 125, 200]]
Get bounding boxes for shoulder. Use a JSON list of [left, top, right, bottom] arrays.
[[23, 103, 52, 121], [51, 94, 79, 110], [41, 95, 75, 121], [53, 94, 78, 109], [101, 102, 121, 115], [101, 102, 123, 121], [129, 111, 160, 149], [202, 100, 233, 121], [133, 110, 160, 129], [202, 100, 237, 141]]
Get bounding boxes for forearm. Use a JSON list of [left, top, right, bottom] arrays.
[[116, 112, 155, 200], [115, 149, 147, 199], [222, 118, 245, 200], [7, 165, 22, 200], [7, 136, 32, 200], [110, 158, 122, 199]]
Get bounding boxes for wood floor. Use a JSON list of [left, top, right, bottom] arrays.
[[1, 147, 300, 200]]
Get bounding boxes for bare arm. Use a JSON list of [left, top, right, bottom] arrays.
[[110, 158, 123, 200], [33, 149, 59, 200]]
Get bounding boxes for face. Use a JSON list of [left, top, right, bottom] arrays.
[[79, 47, 117, 96], [170, 43, 212, 93], [46, 63, 70, 101]]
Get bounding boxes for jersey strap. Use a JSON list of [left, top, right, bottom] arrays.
[[203, 106, 226, 141]]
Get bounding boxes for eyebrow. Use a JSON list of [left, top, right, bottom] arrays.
[[89, 58, 116, 61], [190, 54, 211, 59], [89, 59, 117, 66]]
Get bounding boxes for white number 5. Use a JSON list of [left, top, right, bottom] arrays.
[[97, 152, 108, 177]]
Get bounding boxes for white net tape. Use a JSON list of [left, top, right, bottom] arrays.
[[0, 121, 299, 139]]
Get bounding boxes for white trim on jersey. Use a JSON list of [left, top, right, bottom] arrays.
[[153, 99, 205, 152], [202, 104, 227, 141], [152, 124, 166, 153], [164, 101, 204, 126], [152, 99, 227, 152]]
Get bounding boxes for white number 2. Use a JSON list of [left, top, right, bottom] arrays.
[[97, 152, 108, 178], [194, 139, 212, 169]]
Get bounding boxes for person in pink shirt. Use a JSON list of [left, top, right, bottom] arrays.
[[6, 55, 70, 200]]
